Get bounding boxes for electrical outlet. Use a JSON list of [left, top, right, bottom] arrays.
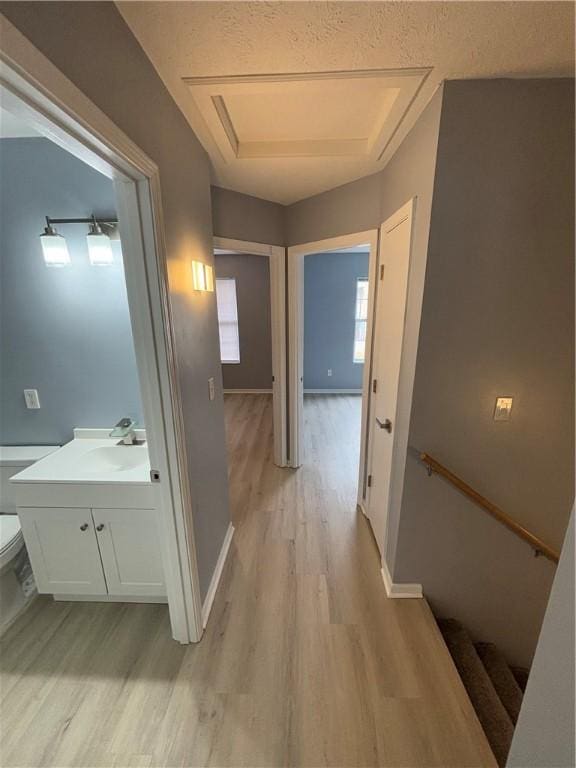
[[327, 369, 332, 377], [23, 389, 40, 409], [208, 377, 215, 401]]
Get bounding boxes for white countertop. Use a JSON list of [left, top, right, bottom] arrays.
[[10, 437, 151, 485], [0, 445, 60, 465]]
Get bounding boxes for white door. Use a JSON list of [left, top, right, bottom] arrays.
[[366, 201, 414, 555], [18, 507, 107, 595], [93, 508, 166, 596]]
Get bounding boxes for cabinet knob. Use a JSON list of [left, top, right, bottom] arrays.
[[96, 524, 105, 532], [80, 523, 89, 531]]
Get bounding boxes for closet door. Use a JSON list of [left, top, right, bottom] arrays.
[[18, 507, 107, 595], [92, 508, 166, 597]]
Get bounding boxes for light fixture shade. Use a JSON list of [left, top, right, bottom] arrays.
[[40, 229, 70, 267], [204, 264, 214, 292], [192, 260, 207, 291], [87, 231, 114, 266]]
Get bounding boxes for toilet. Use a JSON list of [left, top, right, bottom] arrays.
[[0, 446, 59, 633]]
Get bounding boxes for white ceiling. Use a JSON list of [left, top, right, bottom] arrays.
[[118, 1, 574, 205], [0, 106, 40, 138]]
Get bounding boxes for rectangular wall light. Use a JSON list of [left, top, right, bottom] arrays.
[[192, 260, 214, 291]]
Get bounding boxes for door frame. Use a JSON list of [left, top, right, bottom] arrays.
[[287, 230, 379, 505], [364, 199, 415, 558], [1, 16, 203, 642], [213, 236, 287, 467]]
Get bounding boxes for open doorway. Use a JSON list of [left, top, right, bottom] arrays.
[[0, 54, 203, 642], [288, 214, 415, 561], [213, 237, 287, 468], [288, 231, 378, 499], [299, 246, 370, 494]]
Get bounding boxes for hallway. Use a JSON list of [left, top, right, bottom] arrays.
[[0, 394, 494, 767]]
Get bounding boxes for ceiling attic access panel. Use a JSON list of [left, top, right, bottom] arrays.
[[183, 68, 431, 162]]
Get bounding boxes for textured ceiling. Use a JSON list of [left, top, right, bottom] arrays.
[[118, 1, 574, 204]]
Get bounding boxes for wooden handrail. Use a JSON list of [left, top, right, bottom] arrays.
[[420, 452, 560, 564]]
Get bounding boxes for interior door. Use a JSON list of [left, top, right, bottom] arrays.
[[93, 508, 166, 596], [18, 507, 107, 595], [366, 203, 413, 556]]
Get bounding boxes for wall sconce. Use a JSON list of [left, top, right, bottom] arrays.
[[192, 260, 214, 291], [40, 215, 118, 267]]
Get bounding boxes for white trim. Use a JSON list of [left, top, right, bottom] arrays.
[[214, 236, 287, 467], [287, 230, 379, 488], [304, 389, 362, 394], [0, 16, 203, 643], [380, 560, 422, 599], [201, 523, 234, 628], [54, 594, 168, 603], [224, 388, 273, 394]]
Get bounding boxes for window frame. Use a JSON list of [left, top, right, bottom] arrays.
[[215, 276, 241, 364]]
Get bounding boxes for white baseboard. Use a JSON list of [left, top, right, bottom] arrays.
[[202, 523, 234, 628], [381, 559, 423, 599], [223, 389, 272, 394], [53, 594, 168, 603], [304, 389, 362, 394]]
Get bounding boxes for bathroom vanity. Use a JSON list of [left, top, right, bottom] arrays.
[[10, 429, 166, 602]]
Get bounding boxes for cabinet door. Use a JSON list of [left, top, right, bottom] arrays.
[[92, 508, 165, 596], [18, 507, 107, 595]]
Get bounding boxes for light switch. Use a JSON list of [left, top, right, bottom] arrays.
[[208, 377, 215, 401], [494, 396, 513, 421], [24, 389, 40, 409], [327, 369, 333, 377]]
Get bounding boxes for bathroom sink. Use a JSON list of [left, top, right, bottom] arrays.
[[80, 446, 148, 473], [10, 435, 151, 486]]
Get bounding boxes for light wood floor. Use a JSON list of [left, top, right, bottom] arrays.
[[0, 394, 495, 767]]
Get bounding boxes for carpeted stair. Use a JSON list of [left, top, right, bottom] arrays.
[[437, 618, 528, 767]]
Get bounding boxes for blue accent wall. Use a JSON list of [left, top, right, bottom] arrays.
[[304, 250, 369, 390], [0, 138, 142, 445]]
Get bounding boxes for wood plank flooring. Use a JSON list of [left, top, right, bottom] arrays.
[[0, 394, 495, 767]]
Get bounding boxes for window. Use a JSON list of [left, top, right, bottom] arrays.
[[215, 278, 240, 363], [353, 278, 369, 363]]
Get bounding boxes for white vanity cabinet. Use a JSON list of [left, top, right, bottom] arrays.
[[18, 506, 166, 601]]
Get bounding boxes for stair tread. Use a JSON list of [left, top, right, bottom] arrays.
[[438, 619, 514, 768], [475, 642, 524, 724]]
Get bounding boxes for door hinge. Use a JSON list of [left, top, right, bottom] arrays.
[[372, 379, 377, 394], [272, 375, 275, 382], [150, 469, 161, 483], [367, 474, 373, 488], [379, 264, 385, 280]]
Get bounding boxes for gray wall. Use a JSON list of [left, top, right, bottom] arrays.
[[214, 253, 272, 390], [0, 2, 230, 600], [304, 251, 369, 390], [211, 186, 285, 247], [394, 79, 575, 666], [0, 137, 142, 445], [507, 509, 575, 768]]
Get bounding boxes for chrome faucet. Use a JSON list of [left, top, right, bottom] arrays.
[[110, 417, 137, 446]]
